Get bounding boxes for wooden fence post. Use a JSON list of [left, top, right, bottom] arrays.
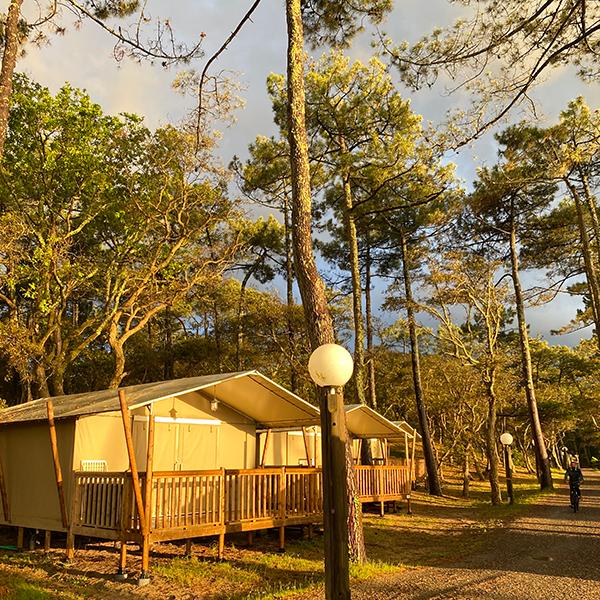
[[118, 390, 147, 539], [46, 400, 68, 529]]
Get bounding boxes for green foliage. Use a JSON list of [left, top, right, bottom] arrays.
[[301, 0, 392, 48]]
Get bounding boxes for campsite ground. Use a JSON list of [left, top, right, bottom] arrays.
[[0, 469, 596, 599]]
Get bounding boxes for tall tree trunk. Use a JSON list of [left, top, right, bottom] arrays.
[[0, 0, 23, 159], [578, 167, 600, 267], [108, 320, 126, 389], [49, 365, 65, 397], [212, 301, 223, 372], [399, 228, 443, 496], [283, 196, 297, 392], [365, 235, 377, 410], [340, 137, 367, 406], [483, 374, 502, 505], [509, 206, 553, 490], [462, 444, 470, 498], [34, 362, 50, 399], [471, 448, 486, 481], [235, 269, 254, 371], [285, 0, 365, 576], [163, 307, 174, 380], [567, 179, 600, 350]]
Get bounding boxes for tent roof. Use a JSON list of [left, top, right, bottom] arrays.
[[344, 405, 406, 440], [0, 371, 320, 429], [392, 421, 421, 440]]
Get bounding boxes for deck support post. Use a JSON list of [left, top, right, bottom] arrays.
[[16, 526, 23, 550], [65, 531, 75, 561], [139, 538, 151, 585], [185, 539, 193, 556], [116, 542, 128, 580], [44, 530, 51, 552], [247, 532, 253, 546], [278, 526, 285, 552], [218, 533, 225, 560]]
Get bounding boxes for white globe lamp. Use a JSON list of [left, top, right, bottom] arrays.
[[308, 343, 354, 389], [500, 432, 513, 446]]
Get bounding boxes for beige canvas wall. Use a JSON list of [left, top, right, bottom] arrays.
[[73, 414, 129, 471], [0, 420, 75, 531], [74, 391, 257, 473], [260, 430, 322, 467]]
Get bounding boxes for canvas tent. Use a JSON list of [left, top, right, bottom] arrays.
[[0, 371, 320, 532], [258, 404, 410, 467]]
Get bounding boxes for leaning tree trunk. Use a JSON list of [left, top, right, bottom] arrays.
[[399, 228, 443, 496], [0, 0, 23, 159], [578, 166, 600, 271], [483, 374, 502, 505], [285, 0, 365, 575], [340, 137, 367, 407], [567, 179, 600, 350], [509, 209, 553, 490], [108, 320, 127, 389]]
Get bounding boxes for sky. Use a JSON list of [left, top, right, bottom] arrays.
[[11, 0, 600, 346]]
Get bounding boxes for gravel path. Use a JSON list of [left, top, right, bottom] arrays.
[[349, 470, 600, 599]]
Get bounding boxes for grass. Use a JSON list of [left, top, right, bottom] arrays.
[[0, 468, 545, 599]]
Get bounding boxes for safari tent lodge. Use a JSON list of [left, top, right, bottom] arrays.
[[0, 371, 415, 580]]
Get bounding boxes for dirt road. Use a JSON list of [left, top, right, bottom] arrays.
[[350, 470, 600, 599]]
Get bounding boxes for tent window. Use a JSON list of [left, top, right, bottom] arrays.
[[81, 460, 107, 472]]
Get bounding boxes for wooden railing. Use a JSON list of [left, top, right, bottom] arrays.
[[224, 468, 282, 524], [285, 468, 322, 519], [71, 465, 407, 538], [354, 465, 410, 501], [149, 470, 224, 532], [72, 471, 130, 532]]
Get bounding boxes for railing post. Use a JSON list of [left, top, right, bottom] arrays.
[[278, 467, 285, 552], [379, 467, 385, 517], [218, 468, 225, 560]]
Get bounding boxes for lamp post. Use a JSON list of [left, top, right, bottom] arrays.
[[308, 343, 353, 600], [500, 432, 514, 504]]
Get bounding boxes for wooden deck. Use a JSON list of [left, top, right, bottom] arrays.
[[70, 465, 410, 548]]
